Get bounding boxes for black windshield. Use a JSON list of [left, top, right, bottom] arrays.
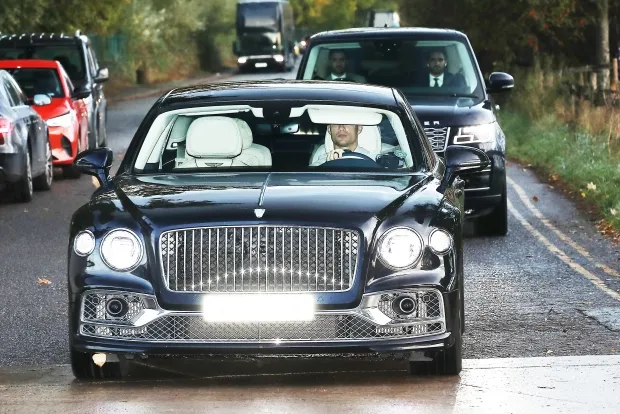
[[0, 44, 85, 81]]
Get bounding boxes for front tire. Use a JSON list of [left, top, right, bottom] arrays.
[[33, 139, 53, 191], [476, 176, 508, 236], [408, 311, 463, 376], [70, 349, 123, 379]]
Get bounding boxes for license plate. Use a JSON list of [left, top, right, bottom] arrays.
[[203, 293, 315, 322], [255, 62, 268, 68]]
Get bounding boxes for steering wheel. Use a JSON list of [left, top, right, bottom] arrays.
[[319, 150, 383, 169]]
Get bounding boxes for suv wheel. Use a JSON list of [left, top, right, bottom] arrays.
[[11, 151, 33, 202], [33, 139, 53, 191], [476, 176, 508, 236]]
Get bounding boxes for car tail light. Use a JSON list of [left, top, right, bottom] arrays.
[[0, 117, 12, 145]]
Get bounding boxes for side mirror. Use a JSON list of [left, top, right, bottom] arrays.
[[438, 145, 490, 193], [94, 67, 109, 83], [72, 86, 91, 100], [33, 94, 52, 106], [487, 72, 514, 93], [74, 147, 113, 188]]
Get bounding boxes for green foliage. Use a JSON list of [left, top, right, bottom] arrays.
[[396, 0, 610, 71], [501, 111, 620, 229], [290, 0, 397, 33]]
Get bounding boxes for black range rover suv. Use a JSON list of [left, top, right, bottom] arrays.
[[0, 31, 109, 150], [296, 28, 514, 236]]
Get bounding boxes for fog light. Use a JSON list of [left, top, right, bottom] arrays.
[[106, 297, 128, 318], [392, 296, 417, 316]]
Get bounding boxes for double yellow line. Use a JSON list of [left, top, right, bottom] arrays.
[[507, 176, 620, 301]]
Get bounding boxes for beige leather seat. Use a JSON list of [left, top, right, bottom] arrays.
[[176, 116, 271, 169], [309, 125, 383, 166]]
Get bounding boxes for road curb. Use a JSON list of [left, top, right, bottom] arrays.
[[107, 72, 235, 105]]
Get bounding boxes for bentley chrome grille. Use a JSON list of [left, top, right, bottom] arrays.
[[423, 127, 450, 152], [160, 226, 360, 293]]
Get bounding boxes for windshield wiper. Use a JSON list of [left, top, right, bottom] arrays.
[[451, 93, 481, 99]]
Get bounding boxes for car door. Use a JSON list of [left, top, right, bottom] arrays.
[[2, 72, 47, 175]]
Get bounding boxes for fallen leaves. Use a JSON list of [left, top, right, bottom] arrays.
[[532, 196, 539, 202], [37, 278, 52, 285], [586, 182, 597, 191], [580, 191, 587, 198], [611, 208, 617, 216]]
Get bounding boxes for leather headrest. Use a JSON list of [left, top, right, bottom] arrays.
[[186, 116, 243, 158], [233, 118, 253, 149]]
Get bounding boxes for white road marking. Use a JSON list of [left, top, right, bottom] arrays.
[[507, 199, 620, 301], [508, 177, 620, 279]]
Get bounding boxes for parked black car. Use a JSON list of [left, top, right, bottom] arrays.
[[0, 31, 109, 150], [67, 80, 490, 379], [296, 28, 514, 236], [0, 70, 53, 202]]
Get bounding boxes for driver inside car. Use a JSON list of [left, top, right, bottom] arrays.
[[310, 124, 372, 166]]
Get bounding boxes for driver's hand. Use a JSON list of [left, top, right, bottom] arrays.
[[327, 149, 345, 161]]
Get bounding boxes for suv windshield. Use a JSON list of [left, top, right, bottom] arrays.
[[0, 44, 85, 81], [300, 39, 484, 103], [134, 103, 419, 174]]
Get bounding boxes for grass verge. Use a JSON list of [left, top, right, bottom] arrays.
[[500, 111, 620, 241]]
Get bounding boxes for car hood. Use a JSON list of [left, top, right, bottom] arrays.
[[407, 95, 495, 127], [91, 172, 439, 234], [33, 98, 71, 121]]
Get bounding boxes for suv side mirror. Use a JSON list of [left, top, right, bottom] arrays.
[[438, 145, 490, 193], [487, 72, 514, 93], [74, 147, 113, 188], [72, 86, 91, 100], [33, 94, 52, 106], [94, 67, 109, 83]]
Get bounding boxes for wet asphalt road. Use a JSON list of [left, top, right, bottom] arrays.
[[0, 65, 618, 370]]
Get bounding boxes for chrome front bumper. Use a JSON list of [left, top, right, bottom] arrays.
[[78, 289, 447, 344]]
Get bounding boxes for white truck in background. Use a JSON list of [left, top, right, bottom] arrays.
[[368, 10, 400, 27]]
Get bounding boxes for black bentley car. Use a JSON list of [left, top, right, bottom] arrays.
[[296, 28, 514, 236], [67, 80, 489, 379]]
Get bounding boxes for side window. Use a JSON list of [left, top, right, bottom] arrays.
[[86, 46, 97, 77], [0, 79, 10, 108]]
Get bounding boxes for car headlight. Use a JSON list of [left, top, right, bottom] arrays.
[[74, 230, 95, 256], [100, 229, 143, 271], [429, 229, 453, 255], [274, 54, 284, 62], [453, 123, 495, 144], [47, 112, 72, 128], [378, 227, 423, 269], [238, 57, 248, 64]]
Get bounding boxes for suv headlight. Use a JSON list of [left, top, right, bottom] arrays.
[[378, 227, 423, 269], [453, 123, 495, 144], [100, 229, 143, 271], [46, 112, 72, 128]]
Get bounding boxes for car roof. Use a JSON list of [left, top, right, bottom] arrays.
[[0, 32, 87, 46], [0, 59, 61, 69], [310, 27, 469, 42], [163, 80, 400, 107]]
